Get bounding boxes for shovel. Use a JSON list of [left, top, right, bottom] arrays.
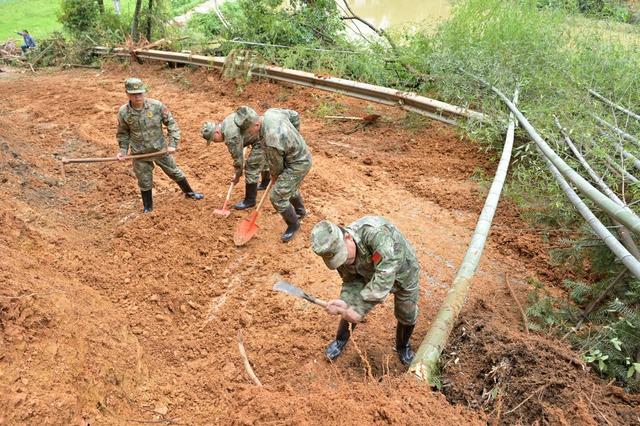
[[233, 179, 274, 246], [272, 280, 327, 307], [214, 181, 235, 218]]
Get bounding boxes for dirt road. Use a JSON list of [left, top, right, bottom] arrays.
[[1, 63, 637, 425]]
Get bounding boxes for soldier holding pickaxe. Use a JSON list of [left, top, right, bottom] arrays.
[[310, 217, 420, 365]]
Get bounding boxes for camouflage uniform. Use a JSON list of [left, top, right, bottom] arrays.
[[221, 108, 300, 184], [116, 98, 185, 191], [312, 216, 420, 325], [258, 108, 311, 213]]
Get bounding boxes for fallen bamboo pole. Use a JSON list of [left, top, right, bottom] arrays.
[[589, 89, 640, 122], [556, 117, 640, 260], [537, 144, 640, 279], [409, 87, 519, 384], [592, 114, 640, 148], [463, 70, 640, 236]]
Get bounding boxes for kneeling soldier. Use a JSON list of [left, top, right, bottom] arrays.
[[116, 77, 203, 212], [310, 216, 420, 365], [200, 108, 300, 209]]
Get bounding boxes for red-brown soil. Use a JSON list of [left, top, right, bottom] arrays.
[[0, 62, 638, 425]]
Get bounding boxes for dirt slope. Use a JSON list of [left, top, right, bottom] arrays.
[[0, 62, 637, 425]]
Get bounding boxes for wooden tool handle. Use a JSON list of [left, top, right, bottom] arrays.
[[61, 149, 169, 164], [224, 181, 235, 202], [254, 180, 274, 212]]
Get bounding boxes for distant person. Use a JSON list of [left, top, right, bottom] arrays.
[[16, 30, 36, 54], [116, 77, 204, 213]]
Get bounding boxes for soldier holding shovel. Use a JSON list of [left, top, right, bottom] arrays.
[[116, 77, 204, 213], [235, 106, 311, 242], [200, 108, 300, 210], [310, 216, 421, 365]]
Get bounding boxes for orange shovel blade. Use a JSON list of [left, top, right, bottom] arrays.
[[234, 211, 260, 246]]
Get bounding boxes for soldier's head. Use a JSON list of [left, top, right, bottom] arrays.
[[311, 220, 357, 269], [201, 121, 224, 146], [234, 106, 261, 142], [124, 77, 146, 108]]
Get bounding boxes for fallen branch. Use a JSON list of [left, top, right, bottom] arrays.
[[592, 114, 640, 148], [237, 330, 262, 386], [504, 273, 529, 334], [583, 389, 613, 426]]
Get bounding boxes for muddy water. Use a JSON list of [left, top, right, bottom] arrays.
[[343, 0, 451, 31]]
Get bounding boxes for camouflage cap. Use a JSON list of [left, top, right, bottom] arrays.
[[201, 121, 216, 144], [311, 220, 348, 270], [234, 106, 259, 133], [124, 77, 146, 94]]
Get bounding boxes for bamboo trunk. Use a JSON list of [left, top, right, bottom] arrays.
[[592, 114, 640, 148], [556, 117, 640, 260], [537, 146, 640, 279], [465, 71, 640, 236], [603, 155, 639, 184], [589, 89, 640, 122], [408, 88, 520, 383]]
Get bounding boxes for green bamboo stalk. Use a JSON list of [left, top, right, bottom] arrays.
[[537, 146, 640, 279], [603, 155, 639, 184], [555, 117, 640, 260], [464, 72, 640, 235], [592, 114, 640, 148], [408, 87, 520, 383], [589, 89, 640, 123]]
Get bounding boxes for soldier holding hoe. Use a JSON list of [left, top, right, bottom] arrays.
[[310, 216, 420, 365], [116, 77, 204, 213], [200, 108, 301, 210], [235, 106, 311, 242]]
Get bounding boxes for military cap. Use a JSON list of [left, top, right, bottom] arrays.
[[234, 106, 259, 132], [124, 77, 146, 94], [201, 121, 216, 144], [311, 220, 348, 270]]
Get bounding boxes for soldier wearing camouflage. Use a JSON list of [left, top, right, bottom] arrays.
[[310, 216, 420, 365], [235, 106, 311, 242], [201, 108, 301, 209], [116, 77, 204, 213]]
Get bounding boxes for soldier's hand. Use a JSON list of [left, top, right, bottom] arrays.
[[326, 299, 348, 315], [116, 152, 125, 161], [167, 146, 176, 154]]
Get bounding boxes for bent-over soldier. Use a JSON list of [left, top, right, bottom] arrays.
[[310, 216, 420, 365], [116, 77, 204, 213], [200, 108, 301, 209], [235, 106, 311, 242]]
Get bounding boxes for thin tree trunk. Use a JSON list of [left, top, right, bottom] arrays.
[[97, 0, 105, 14], [131, 0, 143, 42], [409, 88, 519, 383], [113, 0, 121, 15], [146, 0, 154, 42]]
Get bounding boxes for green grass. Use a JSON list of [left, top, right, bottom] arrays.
[[0, 0, 141, 42]]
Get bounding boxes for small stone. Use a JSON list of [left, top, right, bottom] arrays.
[[124, 278, 131, 284], [149, 294, 160, 302], [179, 304, 187, 314], [154, 405, 168, 415], [362, 157, 373, 165]]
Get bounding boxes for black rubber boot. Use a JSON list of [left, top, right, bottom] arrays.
[[289, 194, 307, 219], [234, 183, 257, 209], [395, 323, 416, 366], [176, 179, 204, 200], [257, 171, 271, 191], [141, 190, 153, 213], [325, 320, 356, 361], [280, 204, 300, 242]]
